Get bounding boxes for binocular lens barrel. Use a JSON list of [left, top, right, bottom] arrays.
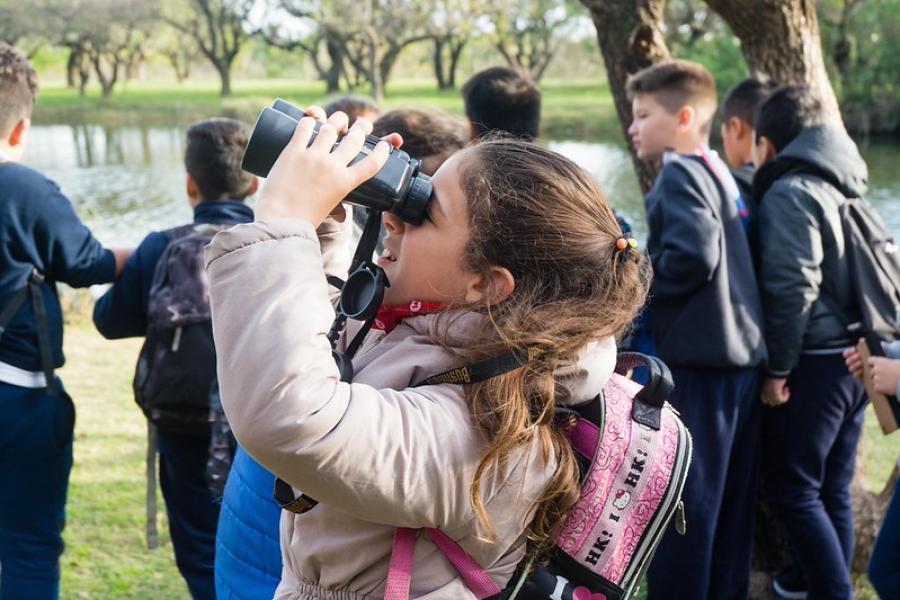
[[242, 99, 432, 224]]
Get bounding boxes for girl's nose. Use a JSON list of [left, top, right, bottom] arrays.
[[382, 211, 405, 234]]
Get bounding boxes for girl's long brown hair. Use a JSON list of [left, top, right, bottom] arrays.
[[447, 138, 651, 557]]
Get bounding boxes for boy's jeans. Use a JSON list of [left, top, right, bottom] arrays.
[[647, 366, 761, 600], [157, 428, 220, 600], [0, 380, 74, 600], [762, 353, 867, 600]]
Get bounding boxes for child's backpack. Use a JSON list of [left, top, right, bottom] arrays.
[[133, 223, 228, 435], [835, 197, 900, 338], [384, 352, 692, 600]]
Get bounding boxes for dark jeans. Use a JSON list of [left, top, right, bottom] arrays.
[[869, 476, 900, 599], [0, 381, 74, 600], [647, 366, 761, 600], [761, 353, 867, 600], [157, 429, 220, 600]]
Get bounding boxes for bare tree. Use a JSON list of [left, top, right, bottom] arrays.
[[0, 2, 44, 54], [166, 0, 254, 96], [489, 0, 581, 81], [260, 0, 348, 94], [86, 0, 157, 96], [427, 0, 485, 89]]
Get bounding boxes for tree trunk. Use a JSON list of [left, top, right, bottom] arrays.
[[66, 49, 78, 88], [705, 0, 842, 125], [578, 0, 670, 193], [447, 40, 465, 89], [433, 37, 448, 90], [325, 35, 344, 94], [216, 62, 232, 97]]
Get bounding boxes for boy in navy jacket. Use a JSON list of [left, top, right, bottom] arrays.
[[93, 118, 257, 600], [627, 60, 767, 600], [0, 43, 129, 599]]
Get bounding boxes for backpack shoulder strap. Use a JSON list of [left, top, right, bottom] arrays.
[[0, 268, 58, 394], [385, 527, 501, 600]]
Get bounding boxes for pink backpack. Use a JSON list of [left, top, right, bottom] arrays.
[[384, 352, 692, 600]]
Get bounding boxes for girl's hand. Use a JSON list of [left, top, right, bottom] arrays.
[[255, 106, 392, 227], [868, 356, 900, 396], [843, 343, 864, 379]]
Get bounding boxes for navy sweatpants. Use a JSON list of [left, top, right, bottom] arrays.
[[761, 353, 866, 600], [647, 366, 761, 600], [157, 429, 220, 600], [0, 381, 74, 600]]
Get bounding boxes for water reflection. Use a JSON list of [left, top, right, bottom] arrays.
[[21, 124, 899, 248]]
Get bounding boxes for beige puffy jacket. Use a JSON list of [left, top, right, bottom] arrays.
[[205, 215, 616, 599]]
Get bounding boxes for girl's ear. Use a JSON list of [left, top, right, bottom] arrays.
[[465, 266, 515, 305]]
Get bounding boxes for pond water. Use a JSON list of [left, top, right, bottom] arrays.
[[20, 124, 899, 247]]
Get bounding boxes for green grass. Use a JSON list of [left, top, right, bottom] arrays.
[[56, 297, 897, 598], [33, 77, 621, 140], [59, 311, 188, 599]]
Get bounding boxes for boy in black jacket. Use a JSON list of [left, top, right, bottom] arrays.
[[93, 118, 257, 600], [0, 43, 130, 599], [627, 60, 767, 600], [753, 85, 868, 600]]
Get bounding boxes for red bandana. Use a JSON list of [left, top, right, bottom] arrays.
[[372, 301, 446, 333]]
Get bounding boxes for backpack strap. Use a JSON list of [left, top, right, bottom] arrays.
[[385, 527, 502, 600], [614, 352, 673, 431], [0, 268, 57, 395], [275, 347, 541, 515]]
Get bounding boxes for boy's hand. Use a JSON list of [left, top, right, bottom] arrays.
[[761, 376, 790, 407], [868, 356, 900, 396], [843, 342, 864, 379], [255, 106, 394, 227]]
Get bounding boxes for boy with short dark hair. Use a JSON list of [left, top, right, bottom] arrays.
[[721, 77, 776, 263], [627, 59, 767, 600], [371, 108, 468, 176], [721, 77, 775, 199], [752, 84, 868, 600], [461, 66, 541, 140], [93, 118, 258, 600], [0, 42, 129, 599], [323, 95, 380, 124]]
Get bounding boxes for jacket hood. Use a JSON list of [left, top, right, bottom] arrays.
[[753, 124, 868, 200], [382, 311, 617, 407]]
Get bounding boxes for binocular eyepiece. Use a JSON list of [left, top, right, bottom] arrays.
[[242, 99, 432, 224]]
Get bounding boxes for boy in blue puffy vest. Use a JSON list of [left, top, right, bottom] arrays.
[[93, 118, 257, 600], [0, 43, 130, 600]]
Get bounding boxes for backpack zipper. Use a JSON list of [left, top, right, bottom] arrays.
[[621, 414, 693, 597]]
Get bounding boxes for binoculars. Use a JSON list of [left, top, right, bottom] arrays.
[[242, 99, 432, 224]]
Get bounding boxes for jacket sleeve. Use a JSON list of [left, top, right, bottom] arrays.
[[92, 232, 169, 339], [758, 180, 823, 376], [647, 163, 722, 300], [32, 179, 115, 287], [205, 219, 493, 530]]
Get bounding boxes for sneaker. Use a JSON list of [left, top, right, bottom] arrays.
[[772, 566, 809, 600]]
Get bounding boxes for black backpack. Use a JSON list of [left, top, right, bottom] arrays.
[[133, 223, 227, 435], [838, 197, 900, 338]]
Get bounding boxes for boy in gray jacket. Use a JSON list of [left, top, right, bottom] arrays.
[[753, 84, 868, 600]]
